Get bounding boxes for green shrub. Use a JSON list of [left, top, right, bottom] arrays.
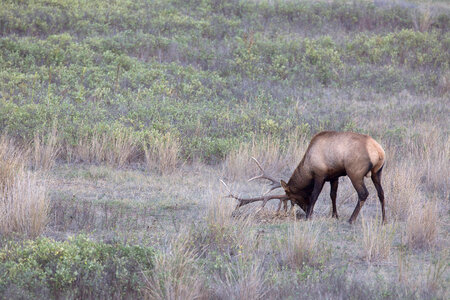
[[0, 235, 154, 299], [347, 30, 449, 70]]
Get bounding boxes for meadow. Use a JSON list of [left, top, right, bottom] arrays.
[[0, 0, 449, 299]]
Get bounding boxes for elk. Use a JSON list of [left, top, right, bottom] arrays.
[[222, 131, 386, 224]]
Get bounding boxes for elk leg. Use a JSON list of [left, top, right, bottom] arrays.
[[371, 168, 386, 224], [330, 179, 339, 219], [348, 178, 369, 224], [306, 179, 325, 219]]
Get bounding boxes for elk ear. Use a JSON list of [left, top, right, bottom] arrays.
[[280, 180, 290, 192]]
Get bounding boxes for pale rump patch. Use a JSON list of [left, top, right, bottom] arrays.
[[366, 137, 385, 174]]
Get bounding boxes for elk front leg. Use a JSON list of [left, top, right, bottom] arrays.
[[306, 178, 325, 219], [330, 179, 339, 219]]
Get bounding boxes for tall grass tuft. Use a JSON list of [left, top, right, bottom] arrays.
[[32, 126, 60, 171], [0, 136, 48, 237], [212, 261, 268, 300], [0, 136, 23, 191], [405, 201, 438, 249], [223, 135, 283, 181], [144, 132, 180, 174], [69, 131, 138, 167], [385, 160, 421, 221], [279, 221, 321, 269], [223, 129, 309, 181], [144, 232, 205, 300], [361, 216, 395, 263]]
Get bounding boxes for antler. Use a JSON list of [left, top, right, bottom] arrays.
[[248, 157, 282, 194], [220, 180, 288, 209]]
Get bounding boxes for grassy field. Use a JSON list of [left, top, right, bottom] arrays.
[[0, 0, 449, 299]]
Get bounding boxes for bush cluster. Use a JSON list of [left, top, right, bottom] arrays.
[[0, 235, 154, 299]]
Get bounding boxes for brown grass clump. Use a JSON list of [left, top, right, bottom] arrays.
[[32, 126, 60, 171], [405, 201, 438, 250], [361, 216, 395, 263], [0, 136, 48, 237], [426, 251, 448, 293], [0, 136, 24, 190], [0, 171, 48, 237], [223, 129, 309, 181], [279, 221, 321, 269], [105, 131, 139, 167], [203, 189, 259, 256], [223, 135, 283, 181], [384, 160, 421, 221], [411, 3, 435, 32], [212, 261, 268, 300], [69, 131, 138, 167], [144, 132, 180, 174], [144, 232, 205, 300]]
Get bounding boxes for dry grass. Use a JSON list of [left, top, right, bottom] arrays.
[[405, 200, 438, 250], [144, 132, 180, 174], [206, 189, 236, 231], [203, 189, 260, 257], [212, 260, 268, 300], [68, 131, 138, 167], [411, 2, 435, 32], [426, 250, 448, 293], [105, 131, 139, 167], [0, 136, 48, 237], [0, 171, 48, 237], [279, 221, 321, 269], [223, 135, 284, 181], [223, 129, 309, 181], [0, 136, 24, 191], [32, 126, 60, 171], [361, 216, 395, 263], [144, 231, 205, 300], [384, 160, 421, 221], [205, 192, 268, 299], [416, 133, 449, 198]]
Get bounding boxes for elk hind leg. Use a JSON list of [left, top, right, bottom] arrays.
[[371, 167, 386, 224], [348, 177, 369, 224]]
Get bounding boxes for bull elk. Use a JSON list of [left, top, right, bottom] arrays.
[[222, 131, 386, 224]]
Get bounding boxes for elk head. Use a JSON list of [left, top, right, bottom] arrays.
[[280, 180, 309, 213]]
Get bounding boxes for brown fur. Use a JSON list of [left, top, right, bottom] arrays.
[[281, 131, 386, 224]]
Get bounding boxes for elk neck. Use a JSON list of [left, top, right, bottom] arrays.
[[287, 159, 314, 191]]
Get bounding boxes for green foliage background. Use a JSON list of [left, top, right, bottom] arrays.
[[0, 0, 448, 161]]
